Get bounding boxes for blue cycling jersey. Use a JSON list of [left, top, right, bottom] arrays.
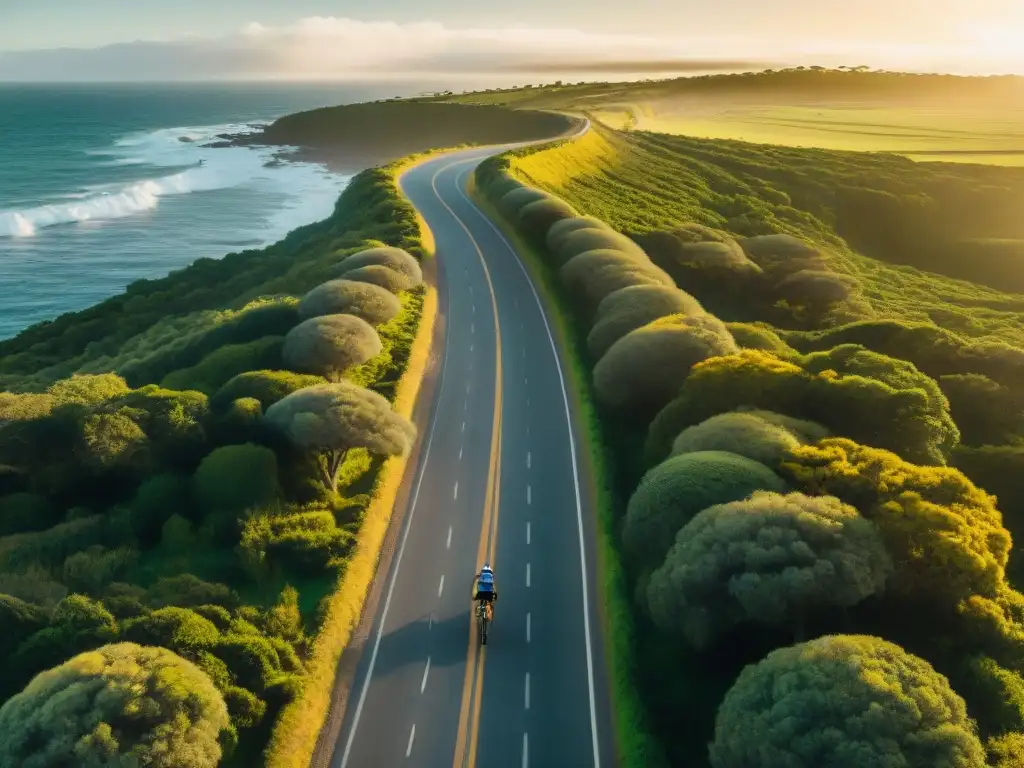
[[478, 572, 495, 589]]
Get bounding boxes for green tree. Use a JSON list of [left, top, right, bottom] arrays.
[[594, 314, 738, 414], [710, 634, 987, 768], [623, 451, 786, 567], [670, 409, 827, 466], [299, 279, 401, 326], [0, 643, 230, 768], [647, 492, 892, 647], [123, 607, 221, 656], [781, 438, 1010, 605], [340, 265, 413, 294], [192, 443, 280, 516], [211, 369, 325, 412], [587, 285, 705, 360], [333, 246, 423, 284], [264, 382, 415, 492], [282, 315, 382, 382]]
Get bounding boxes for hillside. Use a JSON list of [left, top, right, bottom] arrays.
[[474, 114, 1024, 767], [439, 69, 1024, 165], [240, 101, 580, 172]]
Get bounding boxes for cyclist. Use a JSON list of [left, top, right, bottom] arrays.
[[471, 563, 498, 620]]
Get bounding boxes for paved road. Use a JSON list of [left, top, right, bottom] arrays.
[[327, 144, 613, 768]]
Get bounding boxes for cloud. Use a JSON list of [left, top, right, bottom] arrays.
[[0, 16, 1020, 82], [0, 17, 767, 82]]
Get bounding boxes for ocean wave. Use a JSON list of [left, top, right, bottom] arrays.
[[0, 120, 318, 239]]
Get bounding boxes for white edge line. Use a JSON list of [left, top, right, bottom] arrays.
[[420, 657, 431, 694], [336, 187, 453, 766], [453, 164, 602, 767]]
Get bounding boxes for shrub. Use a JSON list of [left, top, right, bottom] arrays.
[[0, 594, 46, 660], [62, 546, 137, 595], [338, 265, 412, 294], [780, 438, 1011, 605], [546, 215, 610, 254], [956, 656, 1024, 738], [647, 350, 960, 467], [129, 473, 191, 544], [298, 280, 401, 326], [160, 336, 284, 395], [0, 492, 58, 536], [710, 634, 986, 768], [499, 186, 551, 217], [214, 633, 282, 693], [225, 685, 268, 729], [671, 410, 827, 466], [953, 445, 1024, 552], [738, 233, 826, 276], [332, 246, 422, 284], [587, 285, 705, 360], [0, 643, 230, 768], [988, 732, 1024, 768], [517, 196, 578, 241], [47, 373, 130, 406], [192, 443, 280, 516], [647, 492, 891, 647], [725, 322, 798, 357], [282, 314, 382, 382], [211, 369, 325, 412], [940, 374, 1024, 446], [593, 314, 737, 414], [123, 607, 221, 655], [146, 574, 239, 610], [555, 227, 649, 262], [240, 510, 353, 574], [622, 450, 786, 567], [776, 268, 852, 309], [561, 248, 675, 310], [264, 381, 415, 492]]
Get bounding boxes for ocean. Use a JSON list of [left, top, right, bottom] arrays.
[[0, 81, 445, 340]]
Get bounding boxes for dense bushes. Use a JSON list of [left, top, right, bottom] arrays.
[[476, 139, 1024, 768], [710, 635, 986, 768], [647, 492, 892, 647], [0, 643, 231, 768], [282, 315, 382, 382], [622, 451, 786, 567], [593, 314, 737, 414], [298, 280, 401, 326], [332, 246, 423, 285]]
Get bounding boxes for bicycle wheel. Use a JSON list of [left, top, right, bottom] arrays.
[[478, 610, 488, 645]]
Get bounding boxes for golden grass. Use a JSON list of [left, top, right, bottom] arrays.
[[263, 158, 439, 768]]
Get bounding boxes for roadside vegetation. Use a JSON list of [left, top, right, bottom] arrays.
[[0, 152, 436, 765], [476, 95, 1024, 767]]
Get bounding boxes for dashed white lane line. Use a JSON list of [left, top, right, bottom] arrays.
[[406, 725, 416, 758], [471, 322, 475, 334], [472, 303, 475, 315], [527, 451, 531, 469], [524, 376, 528, 386], [454, 481, 459, 500], [526, 612, 531, 643], [527, 522, 531, 545], [470, 343, 474, 352], [527, 485, 532, 506], [458, 446, 463, 460], [462, 421, 466, 433], [438, 575, 445, 597], [524, 673, 531, 710], [526, 563, 531, 588], [446, 526, 452, 549], [522, 733, 528, 768], [420, 658, 431, 694]]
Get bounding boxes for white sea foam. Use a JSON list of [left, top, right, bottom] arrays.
[[0, 121, 346, 240]]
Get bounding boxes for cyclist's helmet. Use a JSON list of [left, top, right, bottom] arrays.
[[481, 563, 493, 574]]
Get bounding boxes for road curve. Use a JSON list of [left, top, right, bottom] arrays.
[[325, 141, 613, 768]]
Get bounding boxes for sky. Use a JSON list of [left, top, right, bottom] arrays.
[[1, 0, 1022, 80]]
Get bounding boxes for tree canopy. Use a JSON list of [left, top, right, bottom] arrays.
[[647, 492, 892, 647], [0, 642, 230, 768], [298, 279, 401, 326], [282, 314, 382, 382], [710, 634, 987, 768]]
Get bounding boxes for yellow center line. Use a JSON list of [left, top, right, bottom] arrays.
[[428, 159, 505, 768]]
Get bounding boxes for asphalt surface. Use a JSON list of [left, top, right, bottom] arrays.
[[328, 144, 612, 768]]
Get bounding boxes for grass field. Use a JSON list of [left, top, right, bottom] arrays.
[[441, 68, 1024, 166]]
